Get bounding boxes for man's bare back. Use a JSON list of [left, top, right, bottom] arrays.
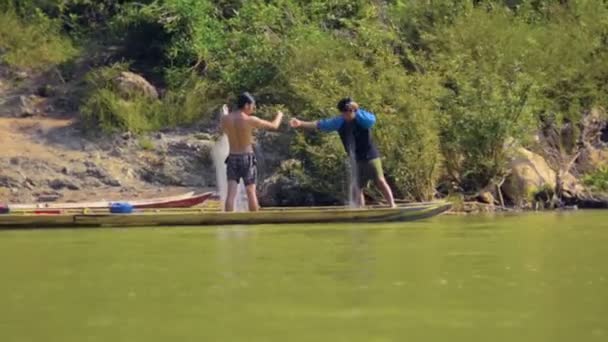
[[221, 112, 256, 154], [221, 110, 284, 154], [222, 111, 254, 154]]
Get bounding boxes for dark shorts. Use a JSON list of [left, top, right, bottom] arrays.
[[226, 153, 257, 186], [356, 158, 384, 188]]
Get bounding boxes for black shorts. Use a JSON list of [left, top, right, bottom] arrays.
[[226, 153, 257, 186], [356, 158, 384, 188]]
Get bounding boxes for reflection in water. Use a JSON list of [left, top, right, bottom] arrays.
[[215, 227, 253, 286], [347, 155, 358, 208]]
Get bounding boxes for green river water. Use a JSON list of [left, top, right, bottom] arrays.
[[1, 211, 607, 341]]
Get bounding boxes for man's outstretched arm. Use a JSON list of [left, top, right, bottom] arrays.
[[289, 118, 318, 130], [250, 111, 284, 130], [291, 116, 344, 132]]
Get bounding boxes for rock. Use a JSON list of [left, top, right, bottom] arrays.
[[578, 145, 608, 174], [113, 71, 159, 99], [19, 95, 44, 117], [83, 178, 104, 188], [194, 132, 212, 141], [13, 71, 28, 81], [477, 191, 496, 205], [36, 85, 56, 98], [54, 96, 77, 112], [0, 175, 20, 188], [23, 178, 36, 190], [139, 168, 183, 186], [584, 108, 606, 144], [170, 141, 195, 151], [260, 173, 316, 207], [199, 145, 213, 168], [36, 192, 63, 203], [61, 167, 69, 175], [122, 131, 133, 140], [109, 147, 124, 157], [259, 159, 332, 206], [48, 179, 80, 191], [122, 167, 136, 180], [84, 162, 121, 187], [461, 201, 498, 214], [577, 193, 608, 208], [560, 172, 585, 200], [502, 148, 556, 207], [255, 131, 293, 178]]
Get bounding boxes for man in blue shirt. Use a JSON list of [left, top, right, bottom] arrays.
[[290, 98, 396, 208]]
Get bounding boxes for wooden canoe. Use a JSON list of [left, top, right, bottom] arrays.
[[0, 202, 451, 229], [8, 192, 213, 210]]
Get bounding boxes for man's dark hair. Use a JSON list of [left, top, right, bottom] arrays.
[[237, 92, 255, 109], [337, 97, 353, 112]]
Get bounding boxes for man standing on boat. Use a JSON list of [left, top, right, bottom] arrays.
[[221, 92, 284, 212], [290, 98, 396, 208]]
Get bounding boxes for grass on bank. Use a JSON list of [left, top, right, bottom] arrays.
[[0, 9, 77, 70], [80, 63, 220, 134], [583, 167, 608, 192]]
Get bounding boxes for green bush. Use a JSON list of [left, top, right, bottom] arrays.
[[80, 64, 218, 133], [583, 167, 608, 193], [426, 8, 539, 192], [81, 87, 160, 133], [138, 136, 154, 150], [0, 8, 77, 69]]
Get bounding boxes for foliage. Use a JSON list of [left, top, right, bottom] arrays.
[[280, 26, 441, 200], [80, 64, 218, 133], [138, 136, 154, 150], [429, 8, 539, 192], [583, 167, 608, 193], [0, 8, 76, 69]]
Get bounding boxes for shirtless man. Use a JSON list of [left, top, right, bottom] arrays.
[[221, 92, 284, 212]]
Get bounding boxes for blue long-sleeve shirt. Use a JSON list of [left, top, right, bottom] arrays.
[[316, 109, 380, 161]]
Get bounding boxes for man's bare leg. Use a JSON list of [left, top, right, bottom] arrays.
[[225, 180, 238, 212], [376, 177, 396, 208], [246, 184, 260, 212]]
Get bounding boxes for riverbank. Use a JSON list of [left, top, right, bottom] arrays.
[[0, 115, 216, 204]]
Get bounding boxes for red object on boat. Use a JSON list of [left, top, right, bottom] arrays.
[[34, 210, 63, 215]]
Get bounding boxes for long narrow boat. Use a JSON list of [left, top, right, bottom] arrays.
[[0, 202, 451, 229], [8, 192, 213, 210]]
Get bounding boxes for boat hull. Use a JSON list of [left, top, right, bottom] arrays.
[[0, 203, 451, 229]]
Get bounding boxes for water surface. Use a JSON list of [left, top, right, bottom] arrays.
[[1, 212, 607, 341]]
